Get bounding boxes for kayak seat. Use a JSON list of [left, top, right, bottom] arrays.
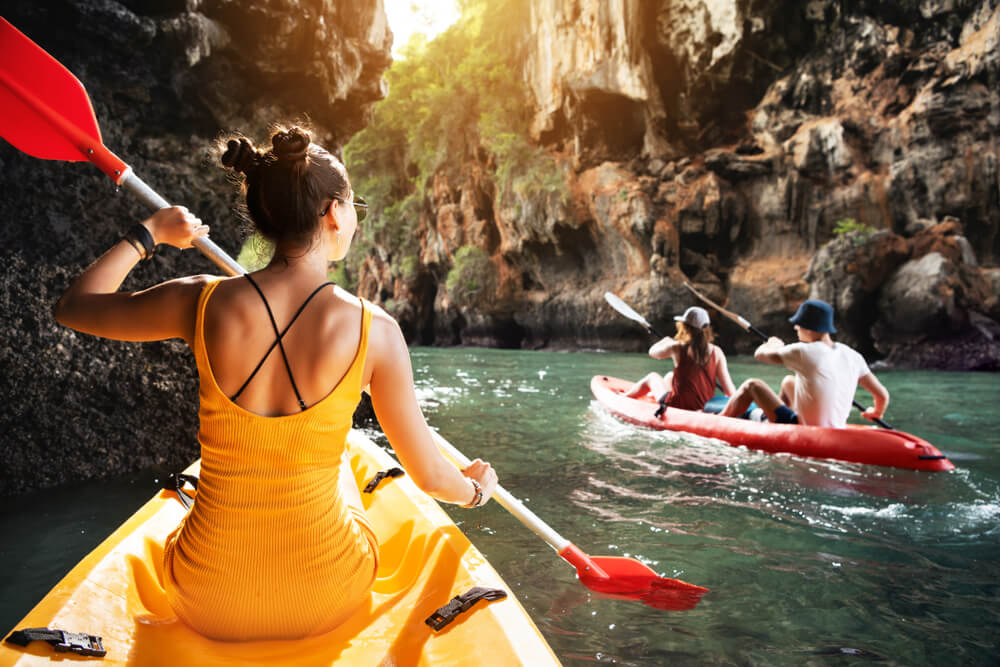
[[702, 395, 760, 419]]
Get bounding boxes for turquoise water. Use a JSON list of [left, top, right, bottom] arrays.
[[2, 347, 999, 665]]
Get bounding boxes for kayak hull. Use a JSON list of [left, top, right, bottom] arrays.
[[591, 375, 954, 472], [1, 430, 560, 666]]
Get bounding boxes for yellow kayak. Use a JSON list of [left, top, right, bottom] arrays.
[[0, 430, 560, 666]]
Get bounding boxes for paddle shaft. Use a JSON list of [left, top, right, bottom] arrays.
[[120, 170, 243, 276], [430, 431, 569, 551], [0, 18, 242, 276], [683, 282, 893, 429]]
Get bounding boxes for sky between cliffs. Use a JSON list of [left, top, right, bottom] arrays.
[[383, 0, 461, 56]]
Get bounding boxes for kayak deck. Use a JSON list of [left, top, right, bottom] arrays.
[[591, 375, 954, 472], [1, 430, 560, 666]]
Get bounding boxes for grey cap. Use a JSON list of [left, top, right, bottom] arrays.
[[675, 306, 710, 329]]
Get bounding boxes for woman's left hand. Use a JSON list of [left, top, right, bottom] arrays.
[[143, 206, 210, 249], [462, 458, 498, 506]]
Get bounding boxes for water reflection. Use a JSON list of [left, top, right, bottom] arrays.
[[4, 347, 997, 666]]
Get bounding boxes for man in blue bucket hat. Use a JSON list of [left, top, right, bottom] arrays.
[[720, 299, 890, 428]]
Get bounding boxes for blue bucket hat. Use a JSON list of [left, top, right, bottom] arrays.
[[789, 299, 836, 333]]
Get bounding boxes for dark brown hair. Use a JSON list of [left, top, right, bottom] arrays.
[[220, 125, 349, 246], [674, 321, 714, 367]]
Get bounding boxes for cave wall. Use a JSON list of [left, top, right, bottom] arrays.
[[0, 0, 392, 495]]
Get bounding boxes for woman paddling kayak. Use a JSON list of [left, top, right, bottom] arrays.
[[53, 125, 498, 641], [624, 306, 736, 412]]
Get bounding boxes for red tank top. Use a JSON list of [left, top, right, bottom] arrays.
[[666, 345, 719, 411]]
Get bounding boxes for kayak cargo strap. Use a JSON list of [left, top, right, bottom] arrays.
[[363, 467, 405, 493], [161, 472, 199, 510], [425, 587, 507, 631], [5, 627, 107, 657]]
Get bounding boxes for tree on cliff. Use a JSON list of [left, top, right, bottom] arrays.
[[343, 0, 561, 288]]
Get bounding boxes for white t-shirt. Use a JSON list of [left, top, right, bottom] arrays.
[[777, 341, 871, 428]]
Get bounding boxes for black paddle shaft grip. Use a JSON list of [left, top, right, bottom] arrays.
[[748, 324, 769, 341]]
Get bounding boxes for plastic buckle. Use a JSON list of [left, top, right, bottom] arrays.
[[424, 587, 507, 631], [363, 467, 405, 493], [53, 631, 106, 657], [6, 628, 107, 658]]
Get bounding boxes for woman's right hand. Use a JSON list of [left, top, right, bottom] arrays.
[[462, 459, 498, 507], [143, 206, 210, 249]]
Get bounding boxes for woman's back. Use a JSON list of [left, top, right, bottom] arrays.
[[162, 277, 379, 640], [667, 344, 720, 411], [204, 272, 369, 417]]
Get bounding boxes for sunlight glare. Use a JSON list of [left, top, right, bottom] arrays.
[[383, 0, 461, 56]]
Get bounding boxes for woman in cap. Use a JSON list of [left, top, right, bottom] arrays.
[[624, 306, 736, 412]]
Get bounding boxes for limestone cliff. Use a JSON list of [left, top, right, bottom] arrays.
[[0, 0, 391, 495], [364, 0, 999, 369]]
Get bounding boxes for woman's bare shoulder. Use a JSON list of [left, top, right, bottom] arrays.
[[166, 273, 233, 296], [358, 298, 405, 353], [148, 273, 221, 306]]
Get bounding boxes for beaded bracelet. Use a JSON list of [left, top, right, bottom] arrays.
[[462, 479, 483, 508]]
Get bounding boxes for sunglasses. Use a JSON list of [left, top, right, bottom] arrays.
[[320, 195, 368, 221]]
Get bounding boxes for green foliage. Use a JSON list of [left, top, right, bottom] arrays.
[[832, 218, 877, 250], [343, 0, 565, 283], [236, 233, 273, 272], [445, 245, 495, 307], [833, 218, 876, 238], [235, 232, 355, 290], [327, 263, 355, 291], [396, 254, 420, 282]]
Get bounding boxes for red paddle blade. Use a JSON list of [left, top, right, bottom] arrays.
[[0, 18, 126, 179], [559, 544, 708, 611]]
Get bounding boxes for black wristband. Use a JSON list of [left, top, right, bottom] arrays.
[[122, 236, 144, 259], [125, 223, 155, 261]]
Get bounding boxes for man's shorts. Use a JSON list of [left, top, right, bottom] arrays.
[[774, 405, 799, 424]]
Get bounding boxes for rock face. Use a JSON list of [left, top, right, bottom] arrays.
[[0, 0, 391, 495], [806, 221, 998, 368], [364, 0, 999, 369], [3, 1, 1000, 495]]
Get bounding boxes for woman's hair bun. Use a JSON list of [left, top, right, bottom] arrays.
[[221, 138, 262, 176], [272, 127, 311, 163]]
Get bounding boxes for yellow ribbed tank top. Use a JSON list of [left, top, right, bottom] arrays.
[[163, 278, 379, 641]]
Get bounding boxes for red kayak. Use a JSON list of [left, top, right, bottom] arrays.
[[591, 376, 954, 472]]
